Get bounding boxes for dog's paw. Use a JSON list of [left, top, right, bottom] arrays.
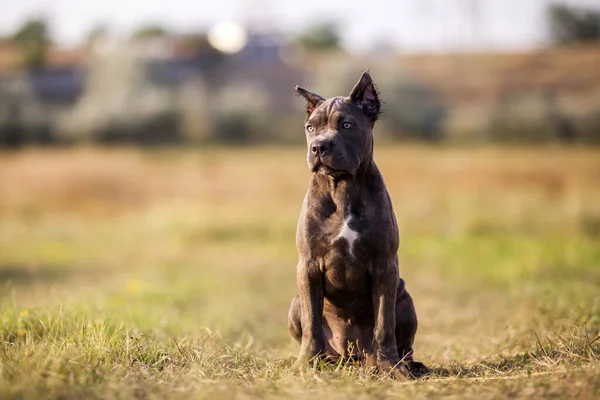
[[291, 358, 307, 371], [377, 359, 410, 380], [403, 360, 430, 379], [292, 347, 324, 370]]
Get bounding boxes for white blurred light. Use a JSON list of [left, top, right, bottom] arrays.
[[208, 22, 248, 54]]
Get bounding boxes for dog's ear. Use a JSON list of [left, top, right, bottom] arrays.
[[348, 72, 381, 123], [295, 86, 325, 118]]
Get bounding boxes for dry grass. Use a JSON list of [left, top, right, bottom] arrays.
[[0, 145, 599, 399]]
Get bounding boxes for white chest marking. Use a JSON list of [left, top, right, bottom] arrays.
[[335, 216, 360, 257]]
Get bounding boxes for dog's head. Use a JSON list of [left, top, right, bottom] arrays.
[[295, 72, 381, 177]]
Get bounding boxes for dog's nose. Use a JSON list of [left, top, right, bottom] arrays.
[[311, 140, 332, 155]]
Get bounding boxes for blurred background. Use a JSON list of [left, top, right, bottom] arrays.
[[0, 0, 599, 146], [1, 2, 600, 397]]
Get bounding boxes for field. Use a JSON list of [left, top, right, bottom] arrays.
[[0, 145, 599, 399]]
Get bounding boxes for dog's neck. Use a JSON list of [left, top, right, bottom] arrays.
[[310, 155, 380, 217]]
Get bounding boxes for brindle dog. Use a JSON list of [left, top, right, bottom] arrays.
[[287, 72, 428, 378]]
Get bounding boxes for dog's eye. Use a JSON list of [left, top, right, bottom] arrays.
[[342, 122, 354, 129], [306, 125, 315, 133]]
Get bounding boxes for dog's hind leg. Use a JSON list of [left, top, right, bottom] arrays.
[[395, 279, 429, 378], [288, 295, 302, 343], [289, 295, 342, 362]]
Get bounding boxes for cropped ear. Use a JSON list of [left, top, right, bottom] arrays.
[[295, 86, 325, 118], [347, 72, 381, 123]]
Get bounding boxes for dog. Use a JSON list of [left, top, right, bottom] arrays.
[[287, 72, 428, 378]]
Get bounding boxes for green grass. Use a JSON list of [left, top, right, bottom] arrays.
[[0, 146, 599, 399]]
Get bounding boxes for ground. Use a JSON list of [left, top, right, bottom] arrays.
[[0, 145, 599, 399]]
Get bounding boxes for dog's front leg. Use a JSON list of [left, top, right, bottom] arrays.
[[294, 258, 325, 367], [371, 258, 403, 376]]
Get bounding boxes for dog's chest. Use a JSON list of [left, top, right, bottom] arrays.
[[321, 214, 371, 293], [332, 215, 360, 257]]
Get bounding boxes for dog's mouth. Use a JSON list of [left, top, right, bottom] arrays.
[[311, 161, 348, 177]]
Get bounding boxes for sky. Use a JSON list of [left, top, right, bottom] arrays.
[[1, 0, 599, 53]]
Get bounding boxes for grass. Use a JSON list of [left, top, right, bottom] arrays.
[[0, 145, 599, 399]]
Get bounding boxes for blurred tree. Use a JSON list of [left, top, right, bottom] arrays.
[[132, 24, 169, 40], [295, 23, 341, 51], [380, 78, 447, 141], [11, 18, 50, 68], [548, 3, 600, 44]]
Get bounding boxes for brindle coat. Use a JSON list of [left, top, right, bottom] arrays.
[[288, 73, 428, 378]]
